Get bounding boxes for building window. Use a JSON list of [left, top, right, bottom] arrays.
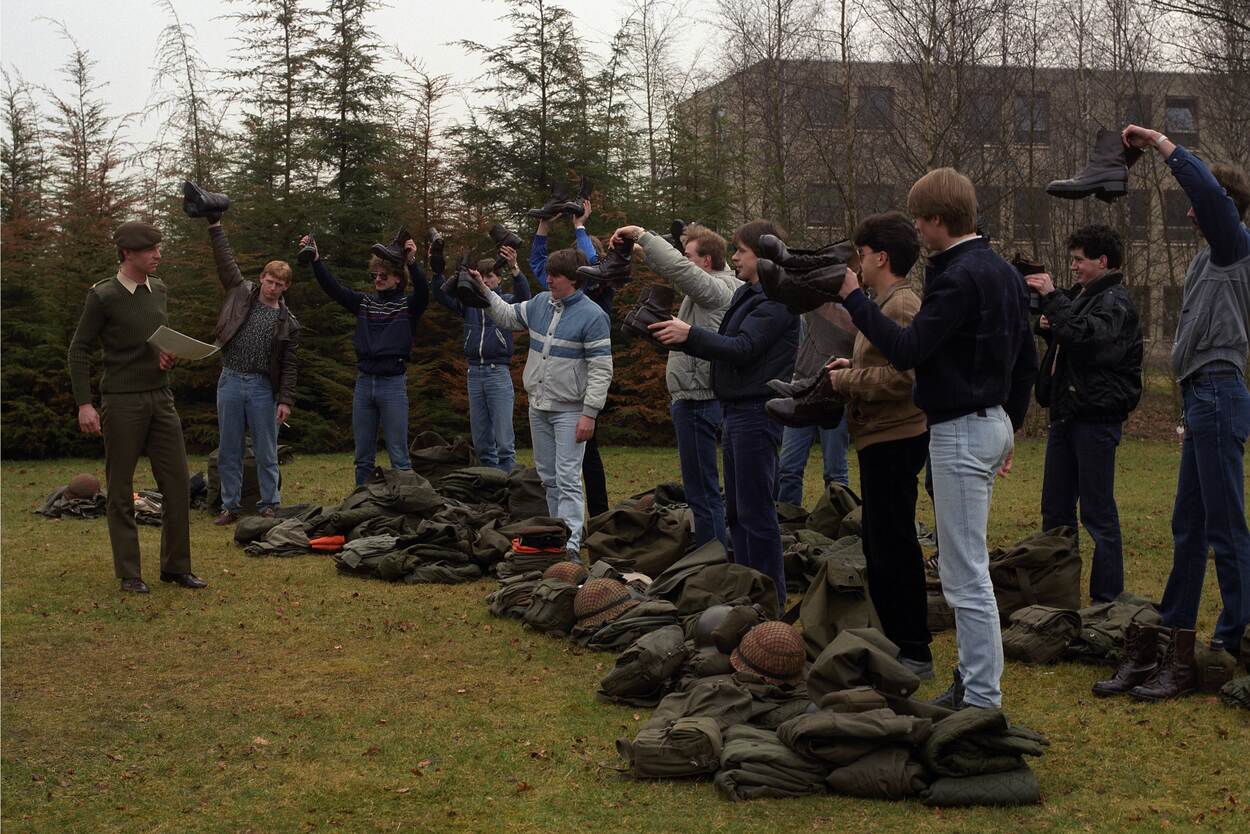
[[1120, 94, 1152, 127], [1127, 190, 1150, 240], [806, 184, 845, 228], [802, 86, 845, 130], [1165, 97, 1199, 148], [1162, 285, 1184, 337], [977, 185, 1002, 240], [1013, 93, 1049, 144], [856, 86, 894, 129], [856, 182, 896, 216], [1013, 188, 1050, 239], [963, 93, 1001, 145], [1164, 189, 1191, 231]]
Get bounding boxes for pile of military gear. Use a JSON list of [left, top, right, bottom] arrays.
[[36, 473, 165, 525]]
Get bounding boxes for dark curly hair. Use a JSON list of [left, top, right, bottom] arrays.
[[1066, 224, 1123, 270], [852, 211, 921, 276]]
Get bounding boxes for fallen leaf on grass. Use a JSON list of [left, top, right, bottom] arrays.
[[416, 759, 432, 768], [362, 746, 380, 756], [515, 781, 531, 793], [252, 737, 271, 746], [105, 753, 124, 762]]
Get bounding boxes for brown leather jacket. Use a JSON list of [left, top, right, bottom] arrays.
[[209, 226, 299, 405]]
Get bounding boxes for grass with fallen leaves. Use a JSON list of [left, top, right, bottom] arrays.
[[3, 441, 1247, 833]]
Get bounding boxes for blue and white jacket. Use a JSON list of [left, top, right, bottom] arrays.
[[485, 288, 613, 417], [431, 269, 532, 364]]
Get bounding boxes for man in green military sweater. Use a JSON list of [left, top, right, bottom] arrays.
[[68, 221, 206, 593]]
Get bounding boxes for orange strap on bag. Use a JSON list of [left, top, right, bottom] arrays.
[[309, 535, 347, 553]]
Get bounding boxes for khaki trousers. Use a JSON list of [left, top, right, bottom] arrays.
[[101, 389, 192, 579]]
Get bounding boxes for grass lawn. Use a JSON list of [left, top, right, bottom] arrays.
[[3, 440, 1248, 833]]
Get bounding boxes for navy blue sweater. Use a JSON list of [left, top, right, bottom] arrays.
[[683, 281, 800, 402], [431, 270, 532, 364], [312, 260, 429, 376], [843, 237, 1037, 428]]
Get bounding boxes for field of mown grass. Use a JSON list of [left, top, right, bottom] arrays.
[[3, 440, 1248, 834]]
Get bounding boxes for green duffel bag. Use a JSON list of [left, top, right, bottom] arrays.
[[806, 482, 861, 538], [1196, 642, 1239, 693], [798, 545, 881, 660], [206, 442, 293, 513], [1001, 605, 1081, 664], [408, 430, 477, 480], [838, 505, 863, 538], [522, 579, 580, 635], [616, 716, 722, 779], [1065, 592, 1162, 665], [506, 467, 549, 521], [599, 624, 690, 706], [776, 502, 810, 534], [988, 526, 1081, 618], [585, 505, 694, 577], [485, 571, 543, 618]]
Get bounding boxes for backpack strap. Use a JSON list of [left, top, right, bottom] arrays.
[[781, 597, 802, 625]]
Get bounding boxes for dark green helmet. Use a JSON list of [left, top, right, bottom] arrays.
[[693, 605, 734, 649]]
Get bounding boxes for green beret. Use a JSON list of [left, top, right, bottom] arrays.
[[113, 221, 162, 250]]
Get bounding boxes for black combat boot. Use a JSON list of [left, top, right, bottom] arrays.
[[488, 223, 523, 251], [926, 667, 966, 709], [451, 253, 490, 309], [758, 234, 855, 273], [182, 180, 230, 221], [526, 180, 584, 220], [765, 371, 845, 429], [370, 227, 412, 267], [297, 232, 318, 266], [662, 219, 687, 252], [1091, 622, 1161, 697], [577, 235, 634, 286], [758, 258, 851, 314], [1045, 129, 1143, 202], [1129, 627, 1198, 701], [622, 284, 675, 342]]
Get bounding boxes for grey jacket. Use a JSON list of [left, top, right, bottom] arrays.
[[638, 231, 742, 401], [794, 308, 856, 380], [1171, 246, 1250, 381]]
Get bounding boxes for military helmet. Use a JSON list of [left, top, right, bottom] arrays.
[[543, 560, 589, 585], [693, 605, 734, 650], [730, 621, 807, 685], [573, 578, 638, 629], [67, 473, 101, 499]]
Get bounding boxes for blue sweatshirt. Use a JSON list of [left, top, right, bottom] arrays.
[[431, 269, 532, 364], [843, 237, 1038, 429], [312, 260, 429, 376], [529, 227, 614, 316]]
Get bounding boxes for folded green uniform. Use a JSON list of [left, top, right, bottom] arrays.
[[777, 707, 932, 767], [921, 707, 1049, 779], [827, 746, 929, 800], [713, 725, 828, 801]]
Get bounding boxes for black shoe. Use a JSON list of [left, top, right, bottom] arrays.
[[758, 234, 854, 273], [296, 232, 318, 266], [526, 180, 583, 220], [766, 376, 812, 398], [765, 371, 845, 428], [451, 254, 490, 309], [622, 284, 675, 342], [757, 257, 850, 314], [1045, 128, 1143, 202], [926, 668, 966, 709], [661, 219, 687, 253], [577, 235, 634, 286], [160, 572, 208, 589], [488, 223, 523, 251], [370, 227, 412, 267], [182, 180, 230, 222], [120, 578, 150, 594]]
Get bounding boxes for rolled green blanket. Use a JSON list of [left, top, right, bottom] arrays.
[[922, 764, 1041, 806]]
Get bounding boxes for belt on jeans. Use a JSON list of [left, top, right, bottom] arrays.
[[1186, 369, 1241, 383]]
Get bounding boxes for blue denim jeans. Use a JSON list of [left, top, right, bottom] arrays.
[[353, 372, 412, 486], [671, 398, 727, 549], [929, 406, 1013, 708], [217, 368, 280, 512], [776, 417, 850, 507], [722, 400, 786, 607], [529, 408, 588, 551], [1161, 372, 1250, 649], [1041, 419, 1125, 603], [468, 363, 516, 472]]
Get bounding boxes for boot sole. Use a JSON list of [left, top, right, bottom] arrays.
[[1045, 180, 1127, 200]]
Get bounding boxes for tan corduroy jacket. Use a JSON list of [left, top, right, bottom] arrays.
[[831, 282, 927, 449]]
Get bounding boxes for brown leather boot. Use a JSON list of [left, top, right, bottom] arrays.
[[1130, 627, 1198, 701], [1092, 622, 1160, 696]]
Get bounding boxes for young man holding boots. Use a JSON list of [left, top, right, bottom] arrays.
[[1094, 125, 1250, 701], [206, 217, 300, 525], [836, 170, 1037, 708], [1027, 224, 1142, 604]]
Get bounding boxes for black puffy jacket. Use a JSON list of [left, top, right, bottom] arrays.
[[1035, 271, 1143, 422], [683, 281, 800, 402]]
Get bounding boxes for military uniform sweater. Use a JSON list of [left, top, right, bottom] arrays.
[[68, 275, 170, 405]]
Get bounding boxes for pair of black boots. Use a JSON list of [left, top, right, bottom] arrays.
[[765, 370, 845, 428], [622, 284, 674, 346], [1092, 623, 1198, 701], [1046, 129, 1143, 202], [527, 176, 593, 220], [182, 181, 230, 222], [756, 235, 859, 314], [576, 234, 635, 287]]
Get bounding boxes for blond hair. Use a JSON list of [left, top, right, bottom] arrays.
[[262, 260, 293, 286], [906, 168, 978, 235]]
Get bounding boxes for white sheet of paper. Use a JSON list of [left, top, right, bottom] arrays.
[[147, 326, 219, 360]]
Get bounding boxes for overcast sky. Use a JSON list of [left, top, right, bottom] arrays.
[[1, 0, 720, 140]]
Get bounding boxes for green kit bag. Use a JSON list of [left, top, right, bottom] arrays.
[[988, 526, 1081, 617], [1001, 605, 1081, 664], [522, 579, 580, 635], [806, 482, 861, 538], [598, 624, 690, 706], [616, 716, 722, 779]]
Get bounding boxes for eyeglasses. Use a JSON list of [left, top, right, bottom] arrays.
[[369, 272, 390, 280]]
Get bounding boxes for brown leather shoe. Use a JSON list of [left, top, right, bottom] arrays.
[[160, 572, 207, 589], [120, 578, 150, 593], [213, 510, 239, 526], [1130, 627, 1198, 701], [1092, 622, 1161, 696]]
